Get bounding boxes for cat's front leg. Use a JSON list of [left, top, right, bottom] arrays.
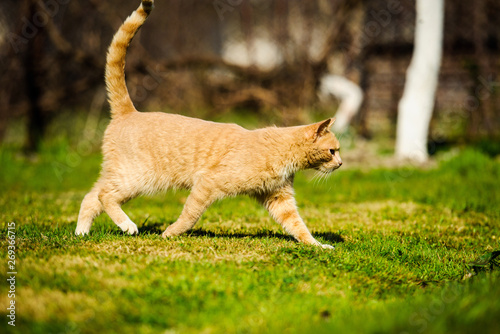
[[162, 184, 217, 238], [259, 185, 334, 249]]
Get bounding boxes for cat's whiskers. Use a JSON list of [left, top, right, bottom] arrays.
[[312, 170, 331, 187], [321, 171, 331, 184], [311, 172, 322, 187]]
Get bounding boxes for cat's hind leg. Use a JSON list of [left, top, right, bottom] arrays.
[[162, 184, 217, 238], [75, 185, 103, 235], [98, 187, 139, 235]]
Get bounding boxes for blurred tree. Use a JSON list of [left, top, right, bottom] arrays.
[[469, 0, 494, 139], [396, 0, 444, 162], [0, 0, 105, 154], [24, 0, 46, 154], [318, 74, 363, 133]]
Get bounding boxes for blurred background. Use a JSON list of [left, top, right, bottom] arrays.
[[0, 0, 499, 159]]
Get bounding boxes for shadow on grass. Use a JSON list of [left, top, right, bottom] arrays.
[[315, 232, 345, 244], [139, 222, 344, 244], [188, 229, 296, 241], [139, 222, 169, 234]]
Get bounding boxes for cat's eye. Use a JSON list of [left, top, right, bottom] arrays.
[[330, 149, 335, 155]]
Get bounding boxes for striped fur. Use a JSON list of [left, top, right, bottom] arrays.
[[105, 0, 153, 117]]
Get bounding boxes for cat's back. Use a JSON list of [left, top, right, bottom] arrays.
[[105, 111, 245, 145], [102, 111, 248, 169]]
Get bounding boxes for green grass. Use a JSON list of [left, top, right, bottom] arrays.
[[1, 118, 500, 333]]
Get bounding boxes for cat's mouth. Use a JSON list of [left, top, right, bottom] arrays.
[[316, 165, 340, 174]]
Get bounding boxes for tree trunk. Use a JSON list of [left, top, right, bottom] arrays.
[[24, 1, 47, 154], [319, 74, 363, 133], [467, 0, 492, 139], [395, 0, 444, 162]]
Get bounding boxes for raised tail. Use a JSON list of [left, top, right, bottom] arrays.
[[105, 0, 154, 117]]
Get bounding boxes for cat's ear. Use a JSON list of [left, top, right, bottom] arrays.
[[309, 118, 335, 141]]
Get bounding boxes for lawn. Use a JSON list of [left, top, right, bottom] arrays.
[[1, 114, 499, 333]]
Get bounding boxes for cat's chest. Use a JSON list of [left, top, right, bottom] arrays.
[[238, 166, 293, 195], [259, 174, 290, 192]]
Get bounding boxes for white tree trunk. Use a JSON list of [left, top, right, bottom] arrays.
[[396, 0, 444, 162], [319, 74, 363, 133]]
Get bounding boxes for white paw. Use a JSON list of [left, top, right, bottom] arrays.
[[75, 227, 90, 236], [321, 243, 335, 250], [118, 220, 139, 235], [161, 227, 176, 238]]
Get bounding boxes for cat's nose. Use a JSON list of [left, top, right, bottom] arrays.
[[338, 160, 343, 166]]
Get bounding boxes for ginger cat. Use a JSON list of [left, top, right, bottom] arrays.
[[75, 0, 342, 249]]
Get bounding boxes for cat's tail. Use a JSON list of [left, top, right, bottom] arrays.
[[105, 0, 154, 118]]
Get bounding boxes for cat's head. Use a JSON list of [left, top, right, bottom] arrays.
[[302, 118, 342, 173]]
